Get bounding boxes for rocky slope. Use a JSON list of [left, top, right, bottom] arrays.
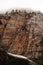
[[0, 10, 43, 65]]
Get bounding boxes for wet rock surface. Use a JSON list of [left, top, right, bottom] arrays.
[[0, 48, 37, 65]]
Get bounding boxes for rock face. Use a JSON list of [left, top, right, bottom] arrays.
[[0, 10, 43, 61]]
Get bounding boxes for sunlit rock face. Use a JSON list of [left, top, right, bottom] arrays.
[[25, 12, 43, 58], [0, 10, 43, 60]]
